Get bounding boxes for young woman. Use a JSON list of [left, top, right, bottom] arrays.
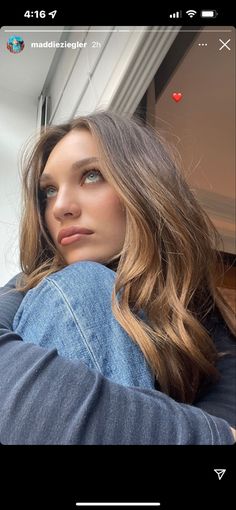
[[0, 111, 235, 444]]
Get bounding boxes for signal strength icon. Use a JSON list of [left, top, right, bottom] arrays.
[[186, 10, 197, 18], [169, 11, 182, 18]]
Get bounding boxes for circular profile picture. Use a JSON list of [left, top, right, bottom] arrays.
[[7, 36, 25, 54]]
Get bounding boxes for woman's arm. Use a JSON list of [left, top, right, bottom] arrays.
[[0, 275, 234, 445], [0, 333, 234, 445], [194, 307, 236, 427], [0, 273, 26, 330], [1, 275, 235, 426]]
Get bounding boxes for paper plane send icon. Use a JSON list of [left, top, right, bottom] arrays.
[[214, 468, 226, 480]]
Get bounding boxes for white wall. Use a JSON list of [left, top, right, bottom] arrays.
[[0, 86, 37, 285]]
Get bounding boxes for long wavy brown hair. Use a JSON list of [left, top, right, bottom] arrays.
[[16, 111, 235, 403]]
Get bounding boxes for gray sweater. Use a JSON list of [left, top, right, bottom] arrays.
[[0, 274, 235, 444]]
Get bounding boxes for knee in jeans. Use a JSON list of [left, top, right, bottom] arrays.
[[46, 260, 115, 291], [68, 260, 113, 278]]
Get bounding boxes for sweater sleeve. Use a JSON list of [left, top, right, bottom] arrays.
[[0, 275, 234, 445], [194, 307, 236, 427]]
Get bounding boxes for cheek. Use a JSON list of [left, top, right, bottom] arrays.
[[95, 188, 122, 211], [97, 192, 125, 224]]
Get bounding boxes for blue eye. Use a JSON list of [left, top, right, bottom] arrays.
[[45, 186, 57, 198], [39, 186, 57, 199], [83, 169, 102, 183]]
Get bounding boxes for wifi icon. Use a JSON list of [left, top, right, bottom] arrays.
[[186, 9, 197, 17]]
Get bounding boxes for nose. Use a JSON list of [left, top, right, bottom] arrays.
[[53, 189, 82, 221]]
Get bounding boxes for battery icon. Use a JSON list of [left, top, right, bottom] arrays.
[[200, 10, 218, 18]]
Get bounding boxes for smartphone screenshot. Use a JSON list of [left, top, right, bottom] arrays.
[[0, 7, 235, 509]]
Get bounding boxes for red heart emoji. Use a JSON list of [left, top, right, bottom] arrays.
[[172, 92, 182, 102]]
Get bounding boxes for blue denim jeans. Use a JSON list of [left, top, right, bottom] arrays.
[[13, 261, 154, 389]]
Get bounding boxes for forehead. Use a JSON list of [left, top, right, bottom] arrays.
[[45, 129, 99, 168]]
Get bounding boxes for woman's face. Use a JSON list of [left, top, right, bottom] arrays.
[[39, 129, 126, 265]]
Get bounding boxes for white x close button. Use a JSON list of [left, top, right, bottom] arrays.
[[219, 38, 231, 51]]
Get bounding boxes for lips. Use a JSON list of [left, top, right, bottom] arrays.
[[57, 226, 93, 245]]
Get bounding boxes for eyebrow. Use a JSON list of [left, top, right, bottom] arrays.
[[39, 157, 100, 184]]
